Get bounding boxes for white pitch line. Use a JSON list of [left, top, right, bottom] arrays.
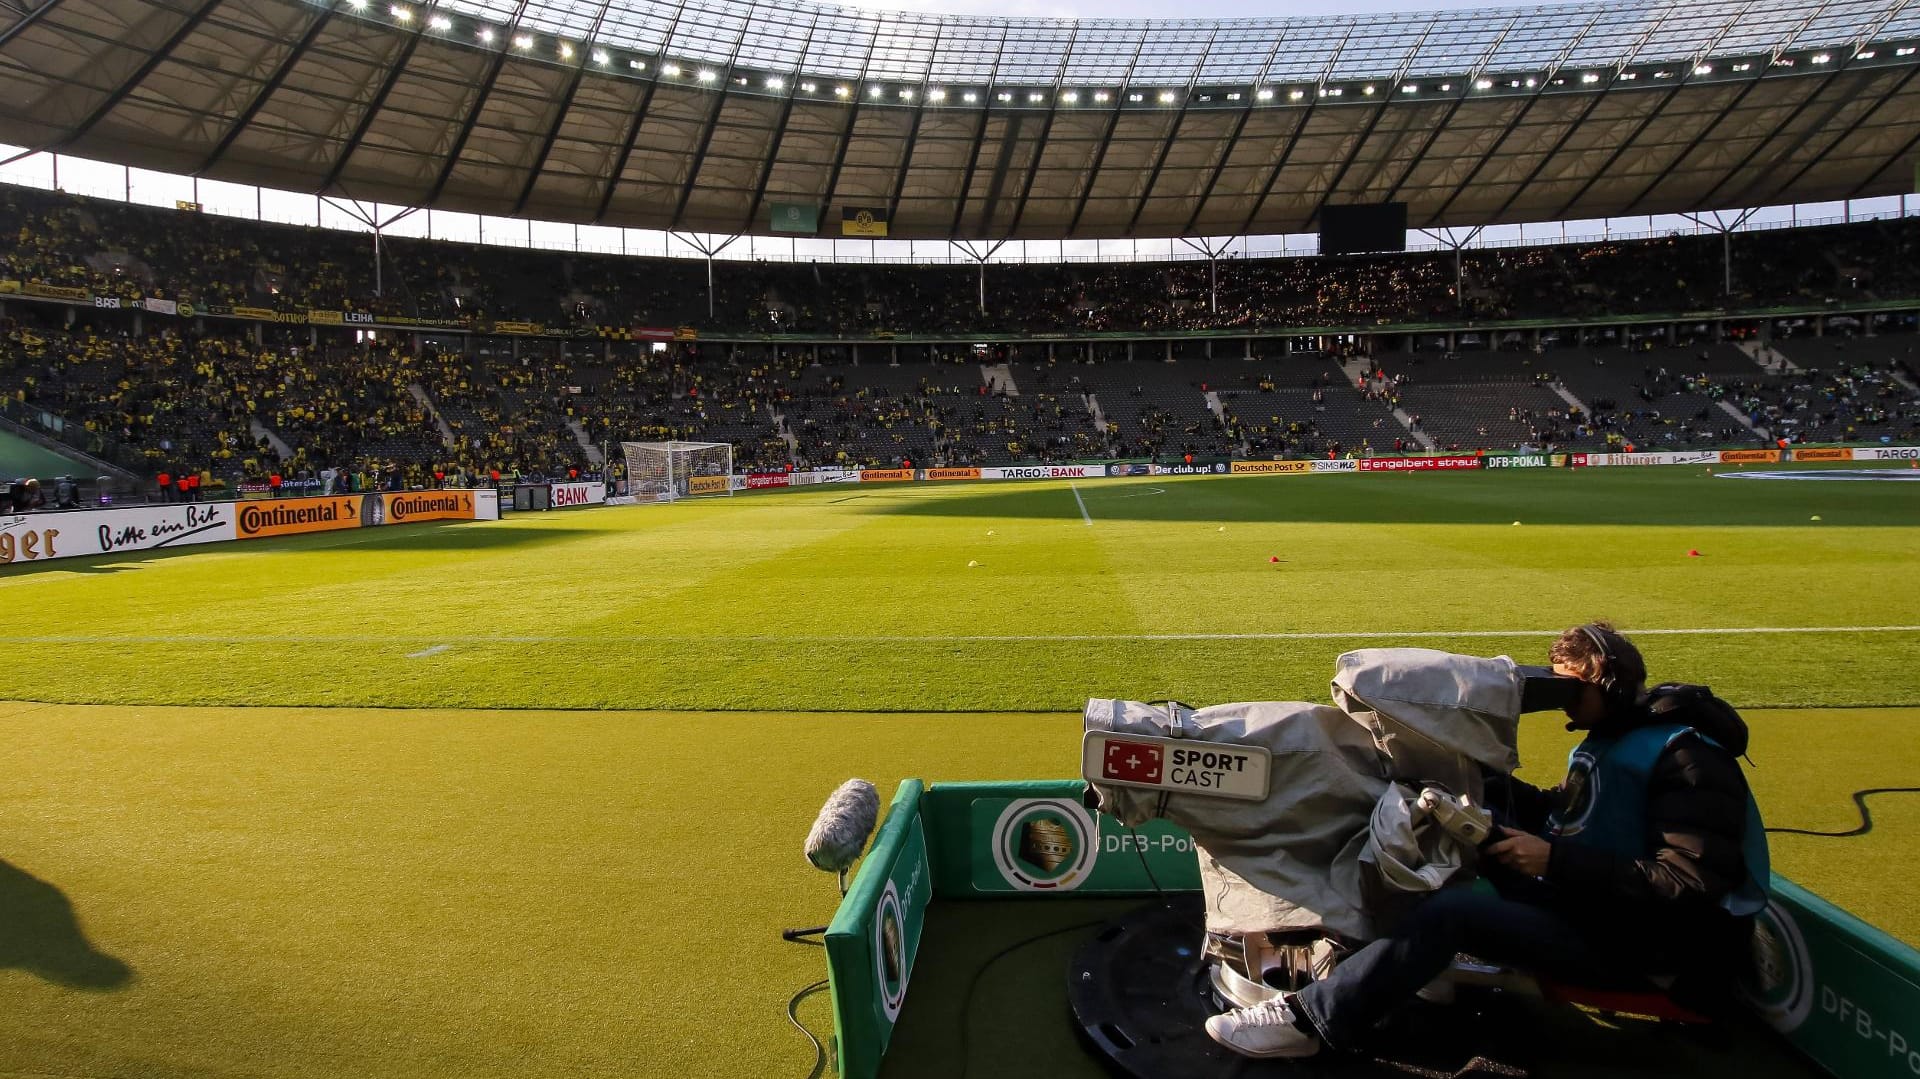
[[1, 626, 1917, 645], [1069, 482, 1092, 526], [406, 644, 452, 658]]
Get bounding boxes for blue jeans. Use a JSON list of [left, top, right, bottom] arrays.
[[1292, 885, 1652, 1051]]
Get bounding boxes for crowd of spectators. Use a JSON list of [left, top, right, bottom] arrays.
[[6, 186, 1920, 336], [4, 182, 1919, 491]]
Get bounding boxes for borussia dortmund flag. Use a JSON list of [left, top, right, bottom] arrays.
[[770, 203, 818, 233], [841, 206, 889, 237]]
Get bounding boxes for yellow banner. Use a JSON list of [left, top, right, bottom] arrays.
[[306, 310, 345, 325], [688, 475, 730, 495], [23, 282, 89, 300], [492, 321, 542, 335], [233, 305, 278, 319], [1718, 449, 1783, 464], [841, 207, 889, 237], [380, 490, 476, 523], [1229, 460, 1313, 475], [237, 496, 363, 538], [0, 279, 19, 295], [1790, 447, 1853, 462]]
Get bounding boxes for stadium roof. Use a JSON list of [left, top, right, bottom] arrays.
[[2, 0, 1918, 241]]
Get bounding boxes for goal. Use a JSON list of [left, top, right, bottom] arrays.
[[620, 441, 734, 503]]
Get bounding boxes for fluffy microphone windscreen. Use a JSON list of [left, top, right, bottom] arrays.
[[804, 778, 881, 873]]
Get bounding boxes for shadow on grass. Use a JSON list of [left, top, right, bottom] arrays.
[[854, 470, 1920, 526], [0, 859, 133, 990], [0, 520, 611, 576]]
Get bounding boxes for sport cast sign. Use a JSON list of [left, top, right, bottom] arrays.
[[1082, 732, 1271, 800]]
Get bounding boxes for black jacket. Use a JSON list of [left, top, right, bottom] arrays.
[[1485, 684, 1759, 969]]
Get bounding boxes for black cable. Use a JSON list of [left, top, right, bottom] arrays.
[[786, 978, 831, 1079], [954, 917, 1111, 1079], [1766, 787, 1920, 838]]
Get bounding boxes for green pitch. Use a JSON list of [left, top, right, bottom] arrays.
[[1, 467, 1918, 710], [0, 465, 1917, 1079]]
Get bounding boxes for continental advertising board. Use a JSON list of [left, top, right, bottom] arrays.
[[379, 490, 480, 524], [1720, 449, 1784, 464], [1789, 448, 1854, 463], [0, 502, 235, 565], [858, 469, 915, 483], [236, 496, 363, 538], [924, 467, 981, 481]]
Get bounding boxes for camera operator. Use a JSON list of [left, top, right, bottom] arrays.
[[1207, 623, 1770, 1059]]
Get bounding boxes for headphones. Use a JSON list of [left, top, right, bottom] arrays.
[[1578, 623, 1638, 710]]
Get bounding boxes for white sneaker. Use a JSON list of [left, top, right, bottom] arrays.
[[1204, 996, 1322, 1059]]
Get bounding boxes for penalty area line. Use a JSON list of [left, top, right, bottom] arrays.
[[1069, 482, 1092, 526], [406, 644, 453, 658], [0, 626, 1917, 645]]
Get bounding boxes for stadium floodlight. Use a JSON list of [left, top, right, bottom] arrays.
[[697, 69, 717, 82], [477, 26, 493, 42], [1157, 90, 1176, 103], [927, 88, 945, 100], [514, 34, 533, 49], [1094, 90, 1111, 102], [630, 59, 645, 70], [1618, 71, 1637, 79], [622, 442, 733, 504], [1694, 64, 1712, 74], [428, 14, 451, 30], [766, 77, 784, 89], [559, 43, 574, 59], [347, 0, 364, 7], [834, 85, 849, 97], [869, 85, 883, 97], [1289, 89, 1305, 99], [1855, 50, 1875, 59], [1028, 91, 1044, 102], [663, 62, 681, 75], [1362, 85, 1375, 95], [997, 91, 1012, 101], [1225, 91, 1239, 100], [800, 80, 816, 91], [1255, 88, 1272, 100], [1733, 62, 1752, 70], [1581, 72, 1600, 83], [1399, 84, 1416, 93], [592, 49, 608, 65], [899, 88, 913, 100], [1811, 53, 1831, 64], [1474, 78, 1493, 89], [1439, 83, 1451, 91], [962, 91, 977, 102], [389, 4, 410, 21], [1063, 90, 1079, 102], [1899, 48, 1917, 57]]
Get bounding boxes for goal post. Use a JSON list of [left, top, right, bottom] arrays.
[[620, 441, 733, 503]]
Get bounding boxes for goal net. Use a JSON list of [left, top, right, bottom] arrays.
[[620, 441, 734, 503]]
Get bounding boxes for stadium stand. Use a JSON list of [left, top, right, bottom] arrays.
[[4, 181, 1920, 488]]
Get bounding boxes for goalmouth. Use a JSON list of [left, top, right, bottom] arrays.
[[620, 441, 734, 503]]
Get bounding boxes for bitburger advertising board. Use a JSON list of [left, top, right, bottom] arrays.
[[0, 502, 235, 565]]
